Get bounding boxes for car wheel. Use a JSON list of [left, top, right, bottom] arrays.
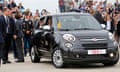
[[103, 52, 119, 66], [30, 46, 40, 63], [52, 48, 64, 68]]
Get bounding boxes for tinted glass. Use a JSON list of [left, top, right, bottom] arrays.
[[56, 15, 102, 30]]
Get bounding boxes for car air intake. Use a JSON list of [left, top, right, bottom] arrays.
[[82, 43, 107, 50]]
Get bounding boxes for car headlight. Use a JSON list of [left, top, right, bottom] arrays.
[[65, 43, 73, 48], [108, 32, 114, 40], [63, 34, 76, 42]]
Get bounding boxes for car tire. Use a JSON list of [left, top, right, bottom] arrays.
[[103, 52, 119, 66], [30, 46, 40, 63], [52, 48, 65, 68]]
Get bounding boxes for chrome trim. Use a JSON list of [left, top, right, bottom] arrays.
[[80, 38, 107, 41], [38, 49, 49, 52]]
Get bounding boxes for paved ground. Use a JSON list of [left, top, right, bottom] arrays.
[[1, 51, 120, 72]]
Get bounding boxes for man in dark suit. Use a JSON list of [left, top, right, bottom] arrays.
[[0, 20, 4, 66], [14, 12, 24, 62], [94, 5, 106, 24], [1, 7, 16, 64], [0, 10, 6, 66]]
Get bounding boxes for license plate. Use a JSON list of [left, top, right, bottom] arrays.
[[88, 49, 106, 55]]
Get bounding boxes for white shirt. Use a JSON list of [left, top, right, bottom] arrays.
[[4, 15, 9, 33]]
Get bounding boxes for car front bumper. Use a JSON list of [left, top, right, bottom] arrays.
[[61, 47, 119, 63]]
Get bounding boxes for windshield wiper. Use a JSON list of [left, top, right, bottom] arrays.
[[59, 29, 72, 31], [73, 28, 96, 30], [59, 28, 97, 31]]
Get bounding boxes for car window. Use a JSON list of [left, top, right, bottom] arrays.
[[56, 15, 102, 31]]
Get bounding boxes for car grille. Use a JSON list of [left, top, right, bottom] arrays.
[[82, 43, 107, 50], [76, 36, 105, 40]]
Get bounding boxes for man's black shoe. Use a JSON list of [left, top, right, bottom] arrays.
[[15, 60, 24, 63], [3, 60, 11, 64]]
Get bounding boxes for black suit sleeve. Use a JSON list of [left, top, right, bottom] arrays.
[[1, 18, 6, 37], [9, 17, 17, 35]]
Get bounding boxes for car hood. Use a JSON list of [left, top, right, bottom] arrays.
[[57, 30, 108, 39]]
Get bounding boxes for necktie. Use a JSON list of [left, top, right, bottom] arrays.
[[6, 16, 10, 33]]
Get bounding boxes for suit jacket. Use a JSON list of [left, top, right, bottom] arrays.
[[8, 16, 16, 35], [117, 21, 120, 31], [15, 19, 24, 38], [0, 15, 16, 43], [94, 11, 106, 24], [0, 15, 7, 43]]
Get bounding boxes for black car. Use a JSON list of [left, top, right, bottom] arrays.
[[30, 13, 119, 68]]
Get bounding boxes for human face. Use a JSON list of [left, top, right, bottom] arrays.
[[25, 15, 30, 20], [4, 9, 10, 16], [48, 18, 52, 26], [98, 6, 104, 13]]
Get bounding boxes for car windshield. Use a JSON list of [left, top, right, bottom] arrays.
[[56, 15, 102, 31]]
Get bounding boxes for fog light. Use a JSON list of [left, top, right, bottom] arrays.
[[76, 55, 79, 58], [110, 53, 114, 57], [65, 43, 73, 48]]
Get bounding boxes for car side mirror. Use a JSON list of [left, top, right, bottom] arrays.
[[101, 24, 106, 29]]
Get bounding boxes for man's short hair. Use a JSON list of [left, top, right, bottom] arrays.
[[3, 7, 9, 12]]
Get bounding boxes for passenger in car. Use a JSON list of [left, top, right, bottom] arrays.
[[36, 17, 45, 29], [43, 16, 52, 27], [47, 17, 52, 27]]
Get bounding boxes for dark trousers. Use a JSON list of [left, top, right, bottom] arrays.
[[59, 5, 65, 12], [12, 40, 18, 58], [23, 36, 30, 56], [0, 43, 4, 66], [2, 34, 12, 61], [15, 38, 24, 60]]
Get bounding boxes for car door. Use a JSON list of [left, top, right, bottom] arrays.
[[40, 16, 53, 57]]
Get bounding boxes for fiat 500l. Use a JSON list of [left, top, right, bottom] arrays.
[[30, 13, 119, 68]]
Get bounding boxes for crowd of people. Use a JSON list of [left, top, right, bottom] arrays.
[[0, 0, 50, 65], [0, 0, 120, 65], [59, 0, 120, 41]]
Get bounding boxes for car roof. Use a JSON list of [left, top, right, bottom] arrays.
[[40, 12, 91, 18]]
